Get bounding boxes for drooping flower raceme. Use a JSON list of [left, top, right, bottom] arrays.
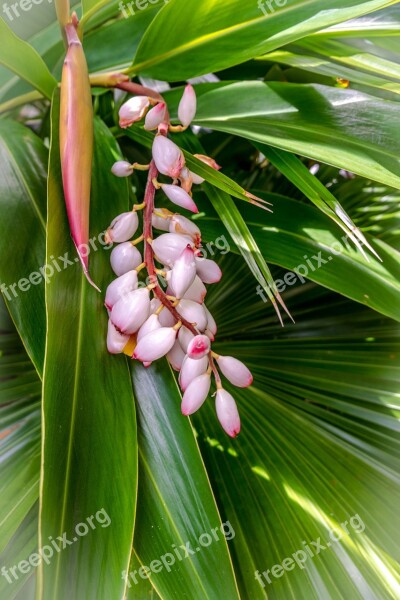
[[105, 84, 253, 437]]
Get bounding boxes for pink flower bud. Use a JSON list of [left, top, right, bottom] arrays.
[[177, 299, 207, 331], [106, 212, 139, 244], [144, 102, 166, 131], [170, 245, 197, 299], [194, 154, 221, 171], [179, 167, 193, 193], [204, 329, 214, 342], [160, 184, 198, 214], [152, 233, 194, 266], [110, 288, 150, 335], [196, 258, 222, 284], [167, 341, 185, 371], [216, 389, 241, 437], [179, 355, 208, 391], [178, 84, 197, 127], [217, 356, 253, 388], [150, 298, 161, 313], [186, 335, 211, 359], [107, 320, 129, 354], [119, 96, 150, 128], [204, 304, 217, 335], [181, 373, 211, 415], [169, 215, 201, 245], [178, 326, 195, 353], [184, 276, 207, 303], [111, 161, 133, 178], [190, 154, 221, 184], [105, 270, 138, 310], [152, 208, 171, 232], [133, 327, 177, 362], [190, 172, 205, 185], [110, 242, 142, 276], [152, 136, 185, 178], [137, 313, 162, 342], [158, 306, 176, 327]]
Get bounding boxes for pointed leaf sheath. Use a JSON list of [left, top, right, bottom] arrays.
[[60, 23, 95, 288]]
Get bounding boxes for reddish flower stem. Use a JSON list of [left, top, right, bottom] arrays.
[[143, 159, 198, 336], [116, 81, 164, 103]]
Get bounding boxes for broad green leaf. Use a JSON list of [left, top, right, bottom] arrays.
[[129, 361, 240, 600], [314, 5, 400, 37], [299, 37, 400, 80], [81, 0, 158, 31], [84, 7, 159, 73], [203, 184, 290, 321], [255, 143, 379, 260], [0, 505, 39, 598], [0, 19, 57, 99], [194, 258, 400, 599], [0, 120, 47, 373], [132, 0, 398, 80], [259, 47, 400, 101], [126, 552, 161, 599], [196, 195, 400, 321], [38, 95, 138, 600], [194, 81, 400, 191]]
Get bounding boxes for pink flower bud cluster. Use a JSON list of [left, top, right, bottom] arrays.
[[106, 84, 252, 437]]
